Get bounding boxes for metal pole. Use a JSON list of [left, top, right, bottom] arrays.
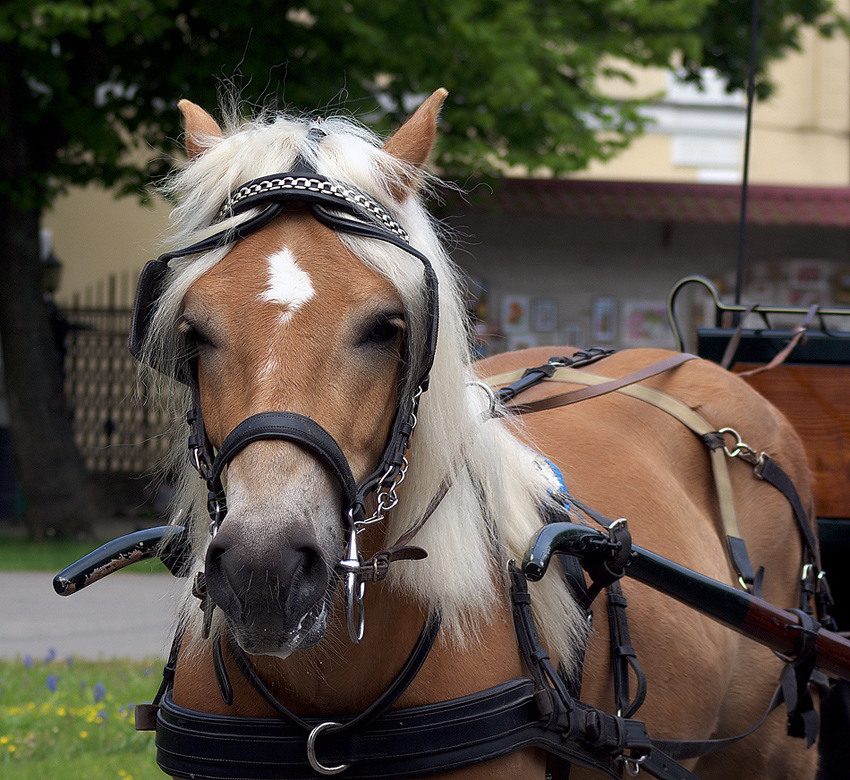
[[735, 0, 761, 307]]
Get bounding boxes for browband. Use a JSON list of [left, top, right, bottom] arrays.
[[129, 172, 439, 388]]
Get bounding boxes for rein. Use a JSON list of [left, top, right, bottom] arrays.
[[130, 134, 441, 643]]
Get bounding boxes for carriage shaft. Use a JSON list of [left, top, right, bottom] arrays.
[[524, 522, 850, 681]]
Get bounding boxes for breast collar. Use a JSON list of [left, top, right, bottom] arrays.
[[138, 565, 695, 780], [128, 129, 439, 642]]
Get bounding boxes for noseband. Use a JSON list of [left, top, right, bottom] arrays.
[[129, 131, 439, 642]]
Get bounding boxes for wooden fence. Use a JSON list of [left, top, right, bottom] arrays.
[[61, 274, 173, 474]]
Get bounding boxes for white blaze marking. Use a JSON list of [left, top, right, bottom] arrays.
[[260, 247, 315, 323]]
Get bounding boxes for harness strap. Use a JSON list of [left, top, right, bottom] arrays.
[[546, 498, 824, 755], [508, 564, 696, 780], [607, 581, 648, 719], [154, 678, 685, 780], [143, 563, 694, 780], [494, 348, 616, 404], [757, 455, 820, 570], [486, 358, 756, 590], [734, 304, 820, 378], [651, 685, 785, 760], [506, 353, 697, 415], [222, 612, 442, 735], [555, 495, 649, 720], [209, 410, 359, 521]]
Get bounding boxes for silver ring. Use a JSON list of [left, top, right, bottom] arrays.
[[467, 380, 496, 417], [306, 721, 349, 775]]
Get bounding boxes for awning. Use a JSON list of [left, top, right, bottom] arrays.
[[483, 179, 850, 227]]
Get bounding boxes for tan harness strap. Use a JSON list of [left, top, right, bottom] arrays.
[[504, 353, 697, 414], [484, 357, 754, 588]]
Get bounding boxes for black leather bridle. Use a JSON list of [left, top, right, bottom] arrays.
[[129, 132, 439, 642]]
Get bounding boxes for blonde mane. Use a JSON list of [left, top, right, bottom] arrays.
[[142, 105, 587, 668]]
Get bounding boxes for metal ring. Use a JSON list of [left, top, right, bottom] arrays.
[[346, 572, 366, 644], [343, 529, 366, 644], [718, 427, 744, 458], [622, 754, 647, 777], [467, 380, 496, 417], [306, 721, 349, 775]]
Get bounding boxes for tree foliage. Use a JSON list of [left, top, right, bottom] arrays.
[[0, 0, 845, 537], [2, 0, 846, 200]]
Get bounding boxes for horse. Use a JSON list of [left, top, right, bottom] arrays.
[[133, 89, 819, 779]]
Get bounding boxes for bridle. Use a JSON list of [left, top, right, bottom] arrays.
[[129, 130, 439, 642]]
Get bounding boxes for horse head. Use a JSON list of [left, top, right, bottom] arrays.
[[138, 91, 447, 658]]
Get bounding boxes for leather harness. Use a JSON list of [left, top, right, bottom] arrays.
[[134, 347, 829, 779], [128, 131, 828, 777]]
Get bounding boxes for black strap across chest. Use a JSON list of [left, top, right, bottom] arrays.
[[144, 567, 696, 780]]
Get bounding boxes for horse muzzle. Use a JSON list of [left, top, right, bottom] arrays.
[[204, 522, 332, 657]]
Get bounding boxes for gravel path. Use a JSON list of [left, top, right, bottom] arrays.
[[0, 571, 182, 660]]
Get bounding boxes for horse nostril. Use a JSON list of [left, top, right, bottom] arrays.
[[204, 532, 247, 622], [280, 538, 329, 617], [204, 526, 329, 626]]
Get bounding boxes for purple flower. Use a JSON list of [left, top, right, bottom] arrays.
[[23, 655, 33, 669], [45, 674, 58, 692], [93, 682, 106, 703], [44, 648, 57, 664], [96, 709, 107, 721]]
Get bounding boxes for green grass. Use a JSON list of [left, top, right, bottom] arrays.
[[0, 538, 167, 575], [0, 655, 163, 778]]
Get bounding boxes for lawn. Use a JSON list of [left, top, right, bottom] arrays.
[[0, 531, 172, 777], [0, 537, 167, 575], [0, 653, 163, 778]]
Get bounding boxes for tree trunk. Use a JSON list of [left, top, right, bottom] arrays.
[[0, 204, 97, 540], [0, 37, 99, 540]]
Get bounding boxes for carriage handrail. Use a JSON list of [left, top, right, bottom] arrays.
[[666, 274, 850, 352], [524, 521, 850, 682]]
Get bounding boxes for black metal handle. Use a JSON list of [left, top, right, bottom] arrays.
[[53, 525, 190, 596]]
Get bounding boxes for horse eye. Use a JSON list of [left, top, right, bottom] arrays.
[[177, 316, 215, 350], [360, 315, 404, 348]]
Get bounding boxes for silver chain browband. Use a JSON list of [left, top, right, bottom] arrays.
[[216, 175, 410, 242]]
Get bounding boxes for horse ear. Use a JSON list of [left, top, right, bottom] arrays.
[[178, 99, 224, 159], [382, 88, 448, 199]]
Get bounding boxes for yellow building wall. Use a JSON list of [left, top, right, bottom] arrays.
[[45, 186, 171, 307]]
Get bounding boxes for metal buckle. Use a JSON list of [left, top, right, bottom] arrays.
[[306, 721, 349, 775], [718, 427, 764, 468], [341, 527, 365, 644]]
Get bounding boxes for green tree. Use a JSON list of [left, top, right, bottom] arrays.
[[0, 0, 844, 538]]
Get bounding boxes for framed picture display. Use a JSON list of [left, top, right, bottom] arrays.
[[500, 294, 531, 333], [622, 300, 675, 348], [591, 297, 617, 342], [531, 298, 558, 332]]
